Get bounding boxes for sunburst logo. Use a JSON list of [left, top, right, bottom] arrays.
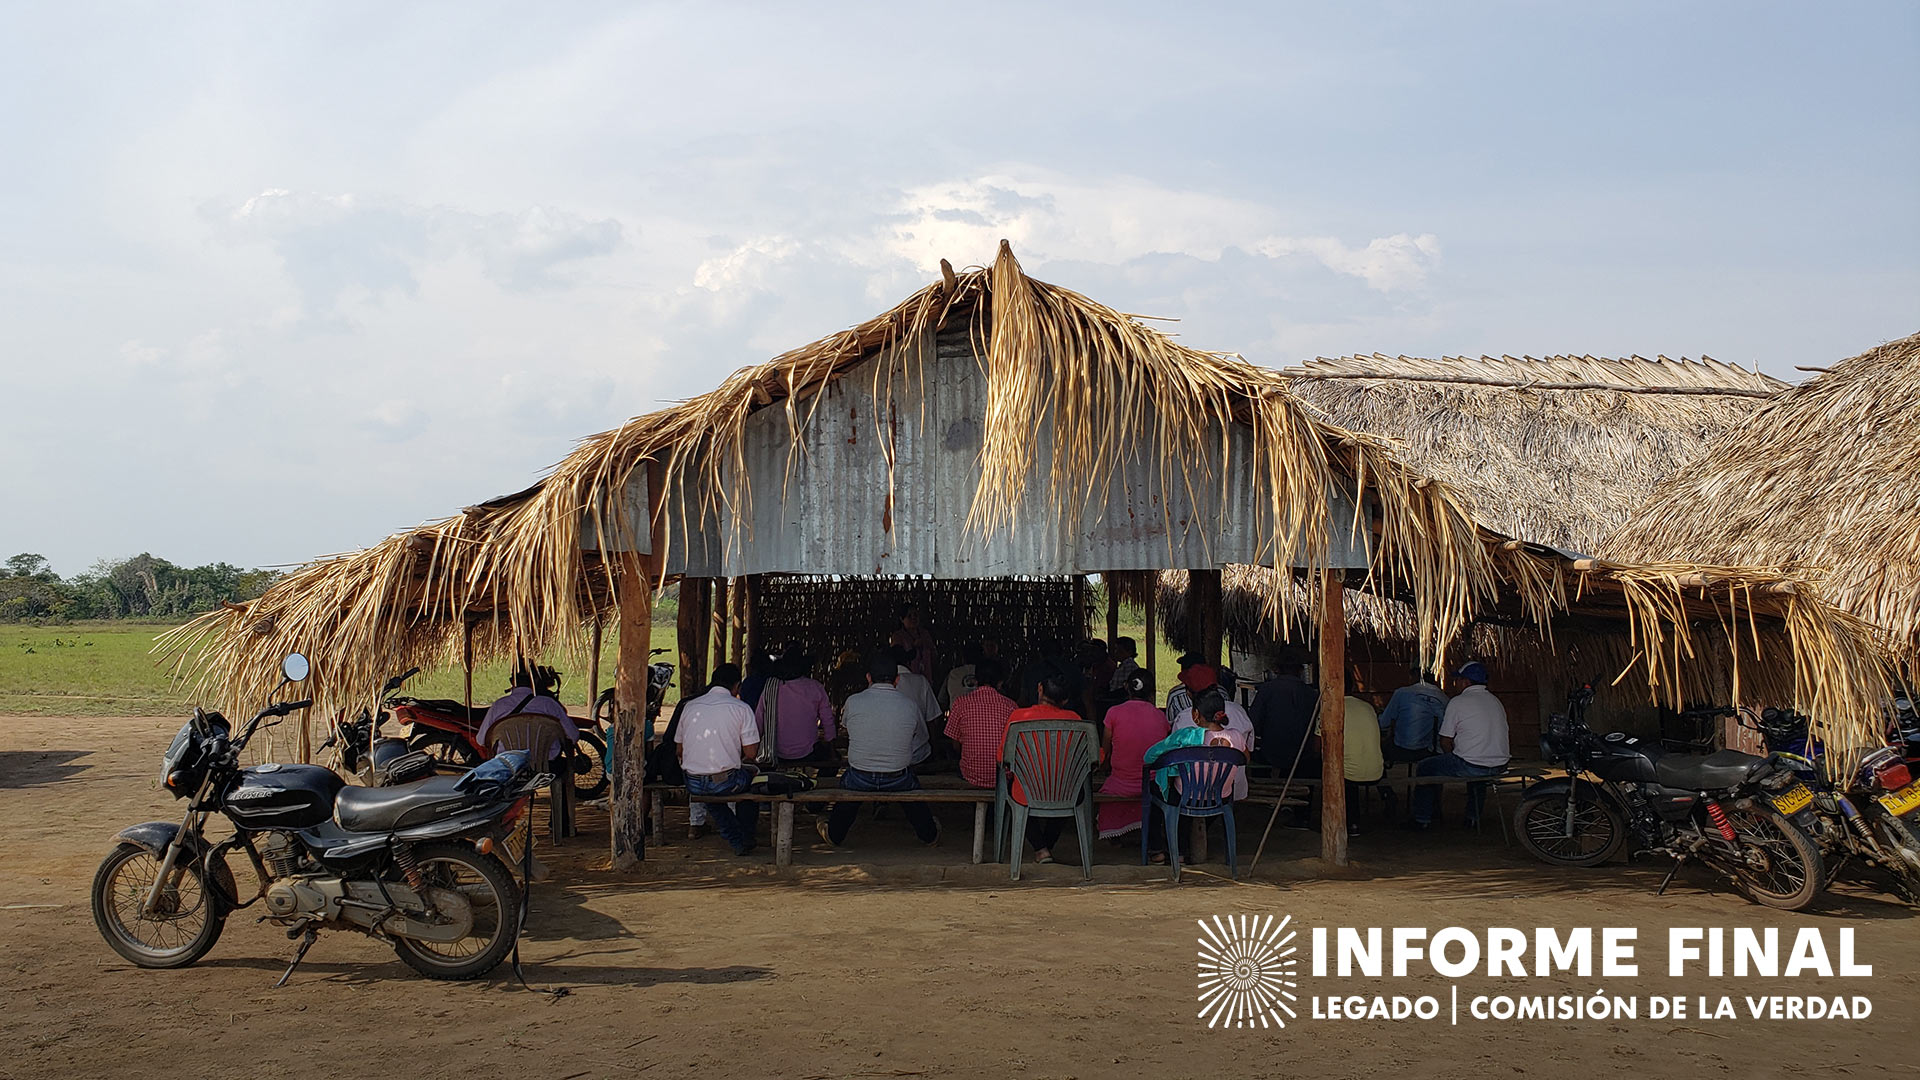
[[1197, 914, 1299, 1029]]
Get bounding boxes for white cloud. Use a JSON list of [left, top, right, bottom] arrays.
[[1255, 232, 1442, 292]]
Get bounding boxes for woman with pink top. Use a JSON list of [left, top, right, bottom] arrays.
[[1096, 671, 1170, 843]]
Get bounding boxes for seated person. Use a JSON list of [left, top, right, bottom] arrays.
[[1002, 664, 1087, 864], [1408, 662, 1511, 830], [1248, 649, 1319, 773], [1141, 689, 1246, 861], [1378, 666, 1448, 764], [818, 654, 940, 848], [944, 658, 1016, 789], [1319, 692, 1385, 836], [675, 663, 763, 857], [1097, 670, 1170, 844], [1170, 663, 1254, 742], [477, 663, 578, 753], [892, 646, 943, 766], [757, 653, 837, 765]]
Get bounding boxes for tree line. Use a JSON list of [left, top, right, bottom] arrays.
[[0, 553, 282, 622]]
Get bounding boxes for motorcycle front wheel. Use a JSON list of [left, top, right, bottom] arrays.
[[1721, 806, 1826, 911], [1868, 809, 1920, 904], [1515, 791, 1627, 867], [90, 842, 228, 969], [390, 843, 521, 980], [572, 730, 609, 802]]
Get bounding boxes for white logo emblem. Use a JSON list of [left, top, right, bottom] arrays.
[[1197, 914, 1299, 1029]]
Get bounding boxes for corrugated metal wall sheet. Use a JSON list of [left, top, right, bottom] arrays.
[[659, 335, 1370, 577]]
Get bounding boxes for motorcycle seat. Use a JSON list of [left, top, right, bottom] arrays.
[[1652, 749, 1765, 791], [334, 774, 482, 832]]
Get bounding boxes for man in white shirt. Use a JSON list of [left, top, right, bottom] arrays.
[[675, 663, 762, 856], [892, 647, 941, 765], [1408, 662, 1511, 830]]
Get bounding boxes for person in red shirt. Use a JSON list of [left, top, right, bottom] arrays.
[[943, 659, 1015, 788], [1001, 665, 1090, 864]]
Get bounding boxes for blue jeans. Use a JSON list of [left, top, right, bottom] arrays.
[[686, 767, 759, 853], [827, 767, 938, 844], [1411, 754, 1504, 825]]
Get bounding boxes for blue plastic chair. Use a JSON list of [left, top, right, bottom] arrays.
[[1141, 745, 1245, 881], [994, 719, 1099, 880]]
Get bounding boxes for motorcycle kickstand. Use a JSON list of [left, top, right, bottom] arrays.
[[274, 925, 318, 989], [1656, 856, 1686, 897]]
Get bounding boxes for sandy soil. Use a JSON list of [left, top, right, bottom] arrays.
[[2, 716, 1915, 1080]]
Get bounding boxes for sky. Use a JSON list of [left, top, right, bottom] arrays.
[[2, 1, 1916, 576]]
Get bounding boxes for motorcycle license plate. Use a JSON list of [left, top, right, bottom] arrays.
[[1770, 784, 1814, 815], [1878, 780, 1920, 816]]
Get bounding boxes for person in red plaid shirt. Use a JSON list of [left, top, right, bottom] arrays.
[[943, 659, 1015, 788]]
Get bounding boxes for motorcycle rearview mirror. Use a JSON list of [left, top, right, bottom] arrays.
[[282, 653, 310, 683]]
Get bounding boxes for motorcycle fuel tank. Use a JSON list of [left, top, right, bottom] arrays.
[[223, 763, 344, 829]]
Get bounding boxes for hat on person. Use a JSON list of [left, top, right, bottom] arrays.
[[1455, 661, 1489, 685], [1176, 652, 1206, 670], [1179, 663, 1218, 693]]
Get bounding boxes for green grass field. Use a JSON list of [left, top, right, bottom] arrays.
[[0, 614, 1176, 718], [0, 621, 678, 717]]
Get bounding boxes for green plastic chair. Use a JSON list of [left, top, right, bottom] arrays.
[[994, 719, 1099, 880]]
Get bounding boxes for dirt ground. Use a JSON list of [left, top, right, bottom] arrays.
[[3, 717, 1916, 1080]]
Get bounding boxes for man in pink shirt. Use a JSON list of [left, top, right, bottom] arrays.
[[756, 654, 838, 764]]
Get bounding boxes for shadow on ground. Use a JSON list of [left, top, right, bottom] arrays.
[[0, 749, 93, 788]]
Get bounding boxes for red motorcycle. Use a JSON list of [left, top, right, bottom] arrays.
[[385, 670, 609, 802]]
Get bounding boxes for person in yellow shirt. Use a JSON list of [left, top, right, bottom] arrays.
[[1316, 693, 1386, 836]]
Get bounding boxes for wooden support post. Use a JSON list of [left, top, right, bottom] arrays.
[[1319, 571, 1349, 866], [461, 620, 474, 716], [741, 574, 761, 663], [972, 803, 988, 864], [677, 578, 709, 699], [710, 577, 729, 675], [1191, 568, 1224, 668], [775, 802, 795, 868], [1074, 575, 1090, 639], [1105, 572, 1120, 644], [612, 459, 665, 871], [1143, 571, 1157, 691], [586, 617, 603, 714]]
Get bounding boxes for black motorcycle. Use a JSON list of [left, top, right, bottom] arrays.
[[91, 653, 542, 982], [1748, 706, 1920, 904], [1516, 685, 1829, 910]]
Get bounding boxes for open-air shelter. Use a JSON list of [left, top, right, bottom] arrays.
[[166, 245, 1892, 869]]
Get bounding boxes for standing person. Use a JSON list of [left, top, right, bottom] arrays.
[[1097, 670, 1170, 844], [818, 654, 941, 847], [891, 647, 942, 766], [944, 659, 1016, 789], [674, 664, 762, 857], [1377, 666, 1448, 764], [758, 654, 837, 765], [1320, 692, 1385, 836], [889, 605, 936, 682], [1407, 662, 1511, 830], [1002, 664, 1088, 864]]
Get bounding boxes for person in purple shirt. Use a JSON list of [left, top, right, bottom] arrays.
[[476, 664, 579, 757], [756, 653, 838, 764]]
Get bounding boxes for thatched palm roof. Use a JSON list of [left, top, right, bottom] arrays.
[[1282, 353, 1785, 552], [160, 255, 1891, 752], [1606, 331, 1920, 672], [164, 244, 1494, 714]]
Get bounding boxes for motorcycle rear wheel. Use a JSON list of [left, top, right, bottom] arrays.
[[390, 843, 521, 980], [1868, 810, 1920, 904], [1515, 791, 1627, 867], [90, 842, 228, 969], [1721, 806, 1826, 911], [572, 730, 609, 802], [408, 728, 483, 770]]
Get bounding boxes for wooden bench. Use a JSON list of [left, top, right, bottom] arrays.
[[1249, 767, 1549, 842], [647, 784, 1300, 868]]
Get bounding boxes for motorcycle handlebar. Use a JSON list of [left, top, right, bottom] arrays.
[[383, 667, 421, 693]]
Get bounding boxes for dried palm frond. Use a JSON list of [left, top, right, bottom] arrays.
[[1606, 331, 1920, 676]]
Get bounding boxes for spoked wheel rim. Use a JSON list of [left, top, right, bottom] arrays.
[[572, 733, 609, 801], [97, 847, 213, 961], [1523, 797, 1617, 861], [395, 853, 510, 970], [1725, 808, 1813, 902], [413, 732, 482, 770]]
